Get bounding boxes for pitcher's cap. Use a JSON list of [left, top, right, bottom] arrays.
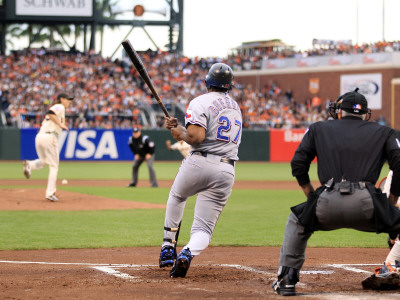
[[57, 93, 74, 101]]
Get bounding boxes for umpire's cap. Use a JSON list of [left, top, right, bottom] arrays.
[[336, 88, 368, 114], [57, 93, 74, 101]]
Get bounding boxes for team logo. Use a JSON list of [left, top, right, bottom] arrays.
[[185, 110, 192, 119], [309, 78, 320, 94]]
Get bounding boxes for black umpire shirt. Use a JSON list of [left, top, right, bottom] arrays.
[[291, 116, 400, 196], [128, 134, 155, 158]]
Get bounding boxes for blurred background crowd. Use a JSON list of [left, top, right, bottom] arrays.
[[0, 39, 394, 130]]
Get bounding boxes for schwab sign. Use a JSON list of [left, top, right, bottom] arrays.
[[16, 0, 93, 17], [21, 129, 134, 161]]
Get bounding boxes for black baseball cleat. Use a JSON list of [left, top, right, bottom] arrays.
[[272, 266, 299, 296], [159, 246, 176, 268], [126, 183, 136, 187], [170, 248, 193, 278]]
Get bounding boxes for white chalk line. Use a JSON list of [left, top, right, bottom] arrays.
[[326, 263, 379, 274], [0, 260, 379, 281], [92, 266, 141, 282]]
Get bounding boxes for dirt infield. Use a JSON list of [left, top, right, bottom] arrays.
[[0, 247, 398, 299], [1, 179, 399, 299]]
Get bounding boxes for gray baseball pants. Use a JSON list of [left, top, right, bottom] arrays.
[[279, 187, 377, 269], [131, 155, 158, 187], [163, 154, 235, 255]]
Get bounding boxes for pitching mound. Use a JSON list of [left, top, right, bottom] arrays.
[[0, 188, 165, 211]]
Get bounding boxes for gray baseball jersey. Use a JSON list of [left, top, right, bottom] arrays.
[[185, 91, 242, 160], [162, 91, 242, 256]]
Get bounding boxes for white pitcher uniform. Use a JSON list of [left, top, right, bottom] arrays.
[[26, 103, 66, 198], [170, 141, 191, 158]]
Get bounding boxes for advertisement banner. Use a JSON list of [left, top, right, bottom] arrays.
[[340, 73, 382, 109], [21, 129, 134, 161], [16, 0, 93, 17], [269, 129, 306, 162], [309, 78, 320, 94]]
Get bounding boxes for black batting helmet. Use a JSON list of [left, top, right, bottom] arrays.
[[205, 63, 233, 90]]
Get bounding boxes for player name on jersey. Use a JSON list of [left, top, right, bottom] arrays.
[[208, 96, 241, 116]]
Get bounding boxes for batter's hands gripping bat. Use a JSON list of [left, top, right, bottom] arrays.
[[121, 39, 170, 118]]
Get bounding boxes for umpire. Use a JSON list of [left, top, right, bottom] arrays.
[[127, 127, 158, 188], [273, 88, 400, 296]]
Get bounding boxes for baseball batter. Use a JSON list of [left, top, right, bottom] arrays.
[[23, 93, 74, 202], [159, 63, 242, 278], [166, 140, 191, 158]]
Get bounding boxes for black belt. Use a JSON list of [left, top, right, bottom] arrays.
[[327, 181, 370, 195], [191, 151, 235, 167], [332, 181, 370, 189], [45, 131, 58, 136]]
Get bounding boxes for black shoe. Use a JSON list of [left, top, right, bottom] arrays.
[[170, 248, 193, 278], [159, 246, 176, 268], [272, 266, 299, 296], [152, 183, 158, 188], [126, 183, 136, 187]]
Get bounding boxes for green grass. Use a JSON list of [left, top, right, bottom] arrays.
[[0, 161, 391, 250], [0, 161, 325, 181]]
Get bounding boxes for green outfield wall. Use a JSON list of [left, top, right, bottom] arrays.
[[142, 129, 270, 161], [0, 128, 20, 160]]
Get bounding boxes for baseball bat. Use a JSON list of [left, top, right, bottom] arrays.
[[121, 39, 170, 118]]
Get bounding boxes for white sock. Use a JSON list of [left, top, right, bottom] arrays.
[[386, 240, 400, 266], [31, 159, 44, 171], [184, 231, 210, 256]]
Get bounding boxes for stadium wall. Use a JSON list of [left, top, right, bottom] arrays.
[[3, 128, 399, 162], [235, 63, 400, 130], [3, 128, 273, 161], [0, 128, 20, 160]]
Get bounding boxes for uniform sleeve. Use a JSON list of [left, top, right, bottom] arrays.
[[185, 99, 207, 129], [128, 137, 135, 154], [385, 131, 400, 196], [291, 126, 317, 186], [49, 104, 65, 119]]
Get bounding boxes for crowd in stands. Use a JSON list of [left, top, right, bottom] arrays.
[[226, 40, 400, 71], [0, 40, 395, 130]]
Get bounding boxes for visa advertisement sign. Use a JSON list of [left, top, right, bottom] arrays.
[[21, 129, 134, 161]]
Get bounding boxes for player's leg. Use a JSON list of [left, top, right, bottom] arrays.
[[162, 158, 202, 247], [146, 155, 158, 187], [130, 158, 143, 186], [43, 135, 59, 201], [160, 156, 204, 269], [26, 134, 49, 175], [169, 160, 234, 278], [273, 212, 309, 295], [185, 168, 234, 255]]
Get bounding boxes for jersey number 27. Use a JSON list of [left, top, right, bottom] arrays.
[[216, 115, 241, 144]]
